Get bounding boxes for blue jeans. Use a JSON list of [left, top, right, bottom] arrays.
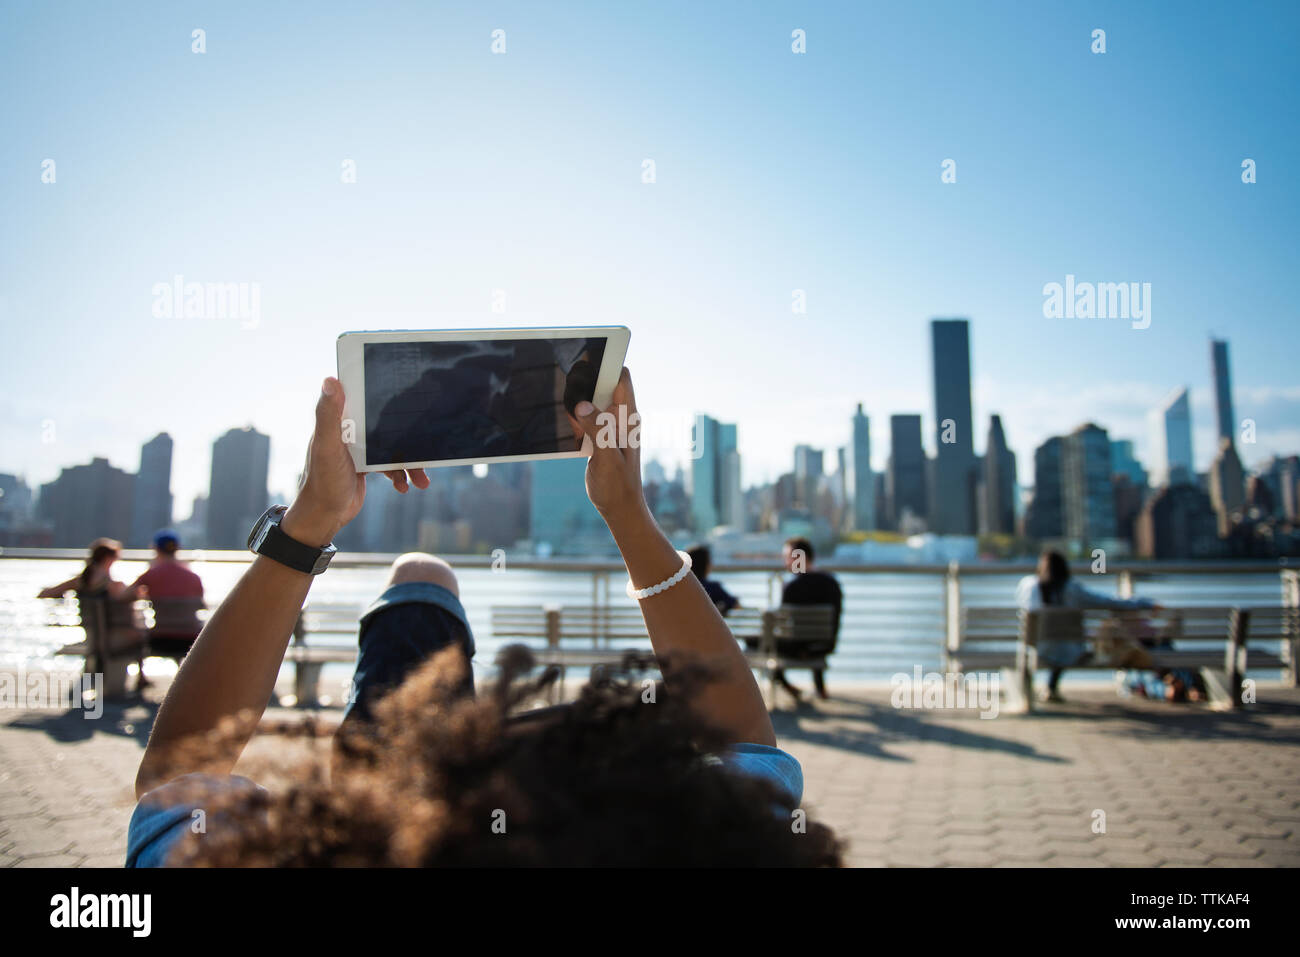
[[338, 581, 476, 734]]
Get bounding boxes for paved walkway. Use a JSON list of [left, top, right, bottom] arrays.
[[1, 683, 1297, 867]]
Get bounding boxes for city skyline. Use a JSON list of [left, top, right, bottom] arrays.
[[10, 320, 1295, 554]]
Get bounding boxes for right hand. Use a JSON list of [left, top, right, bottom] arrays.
[[566, 367, 648, 528]]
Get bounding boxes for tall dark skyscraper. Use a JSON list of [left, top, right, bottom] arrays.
[[848, 404, 874, 531], [1209, 339, 1244, 531], [930, 318, 976, 534], [1062, 423, 1117, 544], [129, 432, 174, 546], [206, 426, 270, 548], [1025, 436, 1064, 540], [1211, 338, 1235, 443], [886, 414, 926, 529], [981, 414, 1017, 535]]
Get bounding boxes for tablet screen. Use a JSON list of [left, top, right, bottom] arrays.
[[362, 336, 608, 466]]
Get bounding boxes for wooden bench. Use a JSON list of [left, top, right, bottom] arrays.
[[50, 596, 209, 700], [489, 602, 836, 709], [287, 603, 363, 706], [949, 605, 1289, 712]]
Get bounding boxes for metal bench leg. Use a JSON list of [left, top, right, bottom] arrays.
[[294, 661, 324, 708]]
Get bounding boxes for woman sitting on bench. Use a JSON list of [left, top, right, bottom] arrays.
[[126, 368, 842, 867], [1015, 549, 1159, 703]]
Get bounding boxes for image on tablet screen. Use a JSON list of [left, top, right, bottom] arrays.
[[363, 336, 608, 466]]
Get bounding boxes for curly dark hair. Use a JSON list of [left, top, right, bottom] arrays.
[[164, 647, 843, 867]]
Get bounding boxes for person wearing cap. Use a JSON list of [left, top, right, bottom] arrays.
[[131, 530, 206, 662]]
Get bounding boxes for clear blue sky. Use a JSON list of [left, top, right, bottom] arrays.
[[3, 0, 1297, 512]]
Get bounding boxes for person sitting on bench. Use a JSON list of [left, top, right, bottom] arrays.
[[1015, 549, 1159, 703], [775, 537, 843, 702], [687, 544, 739, 616], [130, 529, 206, 661]]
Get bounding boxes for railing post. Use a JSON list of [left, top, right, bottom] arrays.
[[945, 561, 962, 672], [1282, 569, 1299, 687], [1118, 568, 1134, 599]]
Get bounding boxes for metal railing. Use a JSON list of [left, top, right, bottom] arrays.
[[3, 552, 1296, 683]]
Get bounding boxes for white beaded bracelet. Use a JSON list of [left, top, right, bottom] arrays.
[[626, 550, 693, 601]]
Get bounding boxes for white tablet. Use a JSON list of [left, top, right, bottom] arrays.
[[335, 326, 631, 472]]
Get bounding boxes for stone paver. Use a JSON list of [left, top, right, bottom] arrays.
[[1, 682, 1298, 867]]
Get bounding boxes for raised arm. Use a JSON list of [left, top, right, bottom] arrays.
[[1068, 580, 1158, 612], [37, 575, 81, 598], [569, 369, 775, 747], [135, 378, 427, 797]]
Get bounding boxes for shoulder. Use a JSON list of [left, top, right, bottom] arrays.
[[127, 773, 262, 867], [714, 743, 803, 805], [1015, 576, 1039, 605]]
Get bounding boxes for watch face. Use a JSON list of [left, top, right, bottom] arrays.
[[247, 505, 288, 552]]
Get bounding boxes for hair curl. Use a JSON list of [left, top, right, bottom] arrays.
[[167, 647, 843, 867]]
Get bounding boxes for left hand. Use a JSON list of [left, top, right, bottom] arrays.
[[283, 377, 428, 546]]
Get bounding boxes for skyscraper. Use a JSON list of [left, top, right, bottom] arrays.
[[1109, 439, 1148, 487], [1211, 339, 1235, 443], [930, 318, 976, 534], [1062, 423, 1117, 544], [793, 444, 824, 508], [530, 457, 613, 556], [38, 458, 135, 547], [886, 414, 926, 530], [691, 415, 741, 532], [1208, 437, 1245, 534], [981, 414, 1017, 535], [1208, 339, 1244, 532], [206, 426, 270, 548], [129, 433, 174, 547], [847, 404, 874, 531], [1025, 437, 1064, 540], [1150, 387, 1193, 487]]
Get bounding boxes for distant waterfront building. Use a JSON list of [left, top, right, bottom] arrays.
[[1113, 474, 1144, 544], [981, 414, 1017, 536], [1025, 437, 1064, 540], [38, 457, 135, 547], [929, 319, 977, 534], [793, 444, 824, 509], [1208, 437, 1246, 535], [1257, 455, 1300, 521], [129, 433, 174, 547], [531, 458, 614, 556], [847, 404, 875, 531], [206, 426, 270, 548], [886, 414, 927, 530], [1109, 439, 1148, 488], [0, 473, 33, 530], [1061, 423, 1117, 545], [691, 415, 740, 532], [0, 473, 47, 547], [1136, 484, 1222, 559], [1150, 387, 1194, 487]]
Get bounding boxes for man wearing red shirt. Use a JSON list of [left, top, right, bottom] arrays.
[[132, 530, 206, 660]]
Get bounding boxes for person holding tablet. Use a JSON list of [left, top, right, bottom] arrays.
[[128, 368, 841, 867]]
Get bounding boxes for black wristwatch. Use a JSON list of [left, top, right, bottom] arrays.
[[247, 505, 337, 575]]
